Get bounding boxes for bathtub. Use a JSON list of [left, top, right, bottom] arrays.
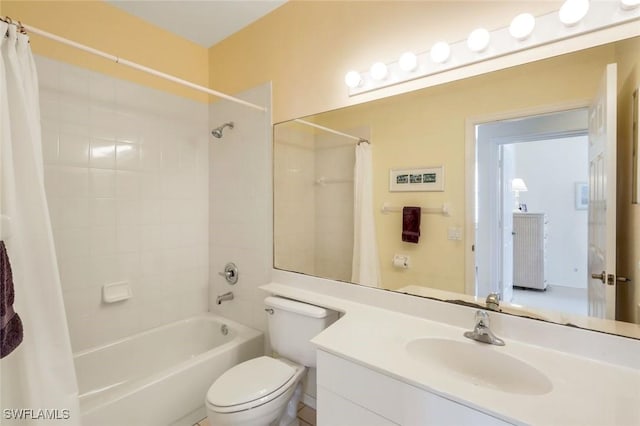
[[74, 314, 264, 426]]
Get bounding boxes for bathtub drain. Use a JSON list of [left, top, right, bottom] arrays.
[[220, 324, 229, 335]]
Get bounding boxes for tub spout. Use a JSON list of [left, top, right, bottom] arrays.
[[216, 291, 234, 305]]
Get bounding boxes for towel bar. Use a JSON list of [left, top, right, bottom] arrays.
[[381, 202, 450, 216]]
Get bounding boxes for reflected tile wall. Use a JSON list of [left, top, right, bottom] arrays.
[[314, 135, 355, 282], [37, 56, 209, 351], [273, 124, 316, 275]]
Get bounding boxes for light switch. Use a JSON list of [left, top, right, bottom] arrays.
[[447, 227, 462, 241]]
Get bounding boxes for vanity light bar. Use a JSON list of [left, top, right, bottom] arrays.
[[345, 1, 640, 96]]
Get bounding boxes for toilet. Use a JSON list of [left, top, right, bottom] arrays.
[[205, 296, 338, 426]]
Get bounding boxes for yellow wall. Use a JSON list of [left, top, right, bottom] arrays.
[[615, 36, 640, 323], [208, 1, 561, 123], [308, 44, 615, 293], [5, 1, 638, 319], [2, 0, 209, 103]]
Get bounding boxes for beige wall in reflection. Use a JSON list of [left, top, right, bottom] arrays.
[[313, 44, 616, 294]]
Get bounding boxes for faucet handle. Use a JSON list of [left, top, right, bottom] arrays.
[[218, 262, 238, 285], [486, 292, 501, 311], [475, 310, 490, 327], [486, 292, 500, 302]]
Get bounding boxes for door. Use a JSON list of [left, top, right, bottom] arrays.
[[500, 145, 515, 303], [588, 63, 617, 319]]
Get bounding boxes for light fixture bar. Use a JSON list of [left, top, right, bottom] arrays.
[[347, 1, 640, 96]]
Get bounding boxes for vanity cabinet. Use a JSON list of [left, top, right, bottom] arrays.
[[317, 350, 511, 426]]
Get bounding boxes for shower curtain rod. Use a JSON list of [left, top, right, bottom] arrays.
[[294, 118, 370, 145], [3, 18, 267, 112]]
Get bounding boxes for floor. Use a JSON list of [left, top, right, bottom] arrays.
[[195, 402, 317, 426], [511, 284, 588, 316]]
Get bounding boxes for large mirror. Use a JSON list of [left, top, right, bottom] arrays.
[[274, 36, 640, 339]]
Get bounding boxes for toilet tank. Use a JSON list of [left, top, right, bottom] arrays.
[[265, 296, 339, 367]]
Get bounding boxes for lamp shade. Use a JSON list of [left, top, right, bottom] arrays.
[[511, 178, 528, 192]]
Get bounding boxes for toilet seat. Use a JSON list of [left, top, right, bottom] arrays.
[[206, 356, 302, 414]]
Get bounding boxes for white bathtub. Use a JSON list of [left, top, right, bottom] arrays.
[[74, 314, 264, 426]]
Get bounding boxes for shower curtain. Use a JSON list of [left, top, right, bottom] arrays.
[[351, 142, 381, 287], [0, 22, 80, 424]]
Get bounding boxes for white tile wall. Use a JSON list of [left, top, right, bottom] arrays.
[[37, 56, 210, 351], [273, 124, 363, 283], [208, 83, 273, 335], [273, 123, 316, 274], [314, 135, 355, 282]]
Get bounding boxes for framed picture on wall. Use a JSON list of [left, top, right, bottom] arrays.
[[389, 166, 444, 192], [575, 182, 588, 210]]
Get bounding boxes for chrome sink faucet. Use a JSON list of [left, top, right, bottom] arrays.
[[464, 310, 505, 346]]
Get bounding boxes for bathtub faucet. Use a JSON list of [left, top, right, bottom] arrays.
[[216, 291, 234, 305]]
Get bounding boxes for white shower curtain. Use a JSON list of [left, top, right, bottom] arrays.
[[351, 142, 381, 287], [0, 22, 80, 424]]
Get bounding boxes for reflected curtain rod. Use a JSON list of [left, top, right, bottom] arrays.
[[1, 17, 266, 112], [294, 118, 370, 145]]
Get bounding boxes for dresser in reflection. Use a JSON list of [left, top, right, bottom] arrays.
[[513, 213, 548, 290]]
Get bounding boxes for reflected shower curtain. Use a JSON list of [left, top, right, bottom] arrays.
[[0, 23, 80, 424], [351, 143, 381, 287]]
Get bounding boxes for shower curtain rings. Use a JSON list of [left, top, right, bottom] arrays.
[[1, 17, 28, 37], [1, 16, 11, 38]]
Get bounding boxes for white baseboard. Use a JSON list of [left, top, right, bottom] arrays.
[[302, 393, 316, 410]]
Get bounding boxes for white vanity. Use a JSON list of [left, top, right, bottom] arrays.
[[317, 350, 509, 425], [262, 277, 640, 426]]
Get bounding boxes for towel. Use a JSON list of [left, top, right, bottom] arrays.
[[1, 241, 23, 358], [402, 206, 421, 244]]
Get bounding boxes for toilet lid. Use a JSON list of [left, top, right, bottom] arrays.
[[207, 356, 296, 408]]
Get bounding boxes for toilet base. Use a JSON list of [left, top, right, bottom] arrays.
[[277, 381, 303, 426]]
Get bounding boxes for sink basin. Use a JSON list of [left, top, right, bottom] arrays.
[[406, 338, 553, 395]]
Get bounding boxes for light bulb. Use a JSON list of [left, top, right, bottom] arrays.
[[398, 52, 418, 72], [620, 0, 640, 10], [370, 62, 388, 81], [559, 0, 590, 26], [430, 41, 451, 64], [344, 70, 362, 89], [467, 28, 491, 53], [509, 13, 536, 41]]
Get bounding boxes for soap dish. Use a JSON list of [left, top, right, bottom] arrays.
[[103, 281, 132, 303]]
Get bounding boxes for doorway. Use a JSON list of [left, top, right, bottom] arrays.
[[473, 108, 589, 316]]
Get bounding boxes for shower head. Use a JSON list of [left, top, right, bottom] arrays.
[[211, 122, 234, 139]]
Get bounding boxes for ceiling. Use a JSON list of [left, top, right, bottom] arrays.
[[106, 0, 287, 48]]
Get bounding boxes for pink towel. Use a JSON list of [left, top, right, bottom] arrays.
[[1, 241, 23, 358], [402, 207, 421, 244]]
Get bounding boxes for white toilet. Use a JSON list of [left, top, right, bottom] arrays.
[[205, 296, 338, 426]]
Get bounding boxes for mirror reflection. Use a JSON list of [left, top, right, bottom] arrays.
[[274, 36, 640, 338]]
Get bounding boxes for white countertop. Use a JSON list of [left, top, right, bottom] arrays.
[[262, 282, 640, 426]]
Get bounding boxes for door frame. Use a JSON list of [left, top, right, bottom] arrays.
[[464, 101, 590, 296]]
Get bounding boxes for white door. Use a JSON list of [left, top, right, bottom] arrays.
[[588, 63, 617, 320], [500, 145, 515, 303]]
